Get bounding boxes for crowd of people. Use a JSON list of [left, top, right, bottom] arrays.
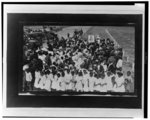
[[22, 27, 134, 93]]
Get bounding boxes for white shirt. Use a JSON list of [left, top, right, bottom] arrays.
[[115, 76, 124, 87], [101, 63, 107, 71], [105, 75, 113, 91], [116, 59, 123, 68], [25, 72, 32, 82]]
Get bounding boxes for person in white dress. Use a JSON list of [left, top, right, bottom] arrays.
[[94, 74, 102, 92], [59, 72, 66, 91], [124, 71, 134, 92], [75, 71, 83, 92], [100, 74, 107, 92], [111, 76, 116, 91], [113, 72, 125, 92], [55, 73, 61, 91], [68, 71, 76, 91], [43, 71, 51, 91], [48, 72, 54, 90], [88, 71, 95, 92], [105, 71, 113, 92], [25, 69, 32, 91], [82, 70, 89, 92], [34, 70, 41, 88], [39, 72, 46, 90], [64, 69, 72, 91], [51, 74, 58, 91]]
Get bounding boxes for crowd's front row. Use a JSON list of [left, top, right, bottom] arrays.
[[23, 66, 133, 93]]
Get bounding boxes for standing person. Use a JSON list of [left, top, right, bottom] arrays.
[[25, 68, 32, 91], [114, 72, 125, 92], [68, 71, 76, 91], [105, 71, 113, 92], [51, 73, 58, 91], [44, 71, 51, 91], [64, 69, 72, 91], [49, 72, 54, 91], [124, 71, 134, 92], [92, 73, 98, 92], [100, 74, 107, 92], [75, 71, 83, 92], [111, 76, 116, 91], [23, 64, 29, 91], [88, 71, 95, 92], [34, 69, 41, 89], [39, 72, 46, 90], [82, 70, 89, 92], [101, 60, 107, 72], [55, 73, 61, 91], [94, 74, 102, 92], [59, 72, 66, 91]]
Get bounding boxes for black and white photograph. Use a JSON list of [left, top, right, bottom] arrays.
[[2, 2, 148, 118], [21, 25, 135, 95]]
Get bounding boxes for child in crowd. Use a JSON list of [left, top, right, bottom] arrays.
[[82, 70, 89, 92], [124, 71, 134, 92], [25, 68, 32, 91], [34, 69, 41, 89], [51, 73, 58, 91], [65, 69, 72, 91], [59, 72, 66, 91], [55, 73, 61, 91], [113, 72, 125, 92], [105, 71, 113, 92], [75, 71, 83, 92], [39, 71, 46, 90], [100, 74, 107, 92], [88, 71, 95, 92]]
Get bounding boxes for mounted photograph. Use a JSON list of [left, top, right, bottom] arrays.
[[3, 2, 147, 118], [21, 25, 135, 95]]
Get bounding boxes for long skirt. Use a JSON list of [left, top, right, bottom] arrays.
[[43, 79, 51, 91], [75, 81, 83, 92]]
